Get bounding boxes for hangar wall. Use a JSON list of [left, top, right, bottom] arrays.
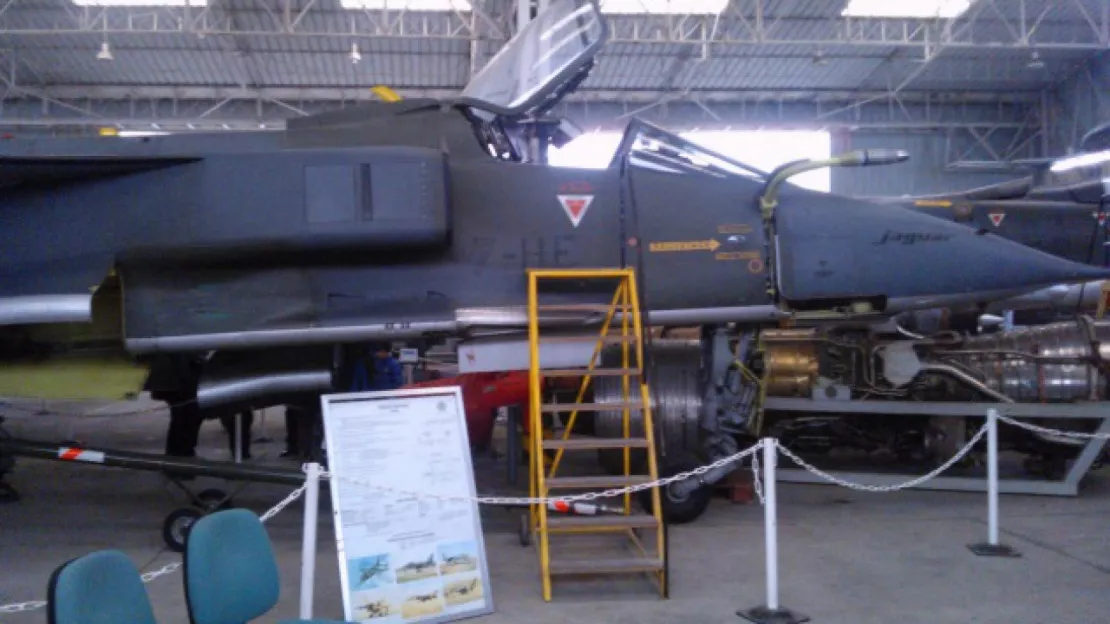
[[1047, 50, 1110, 155], [829, 131, 1018, 198]]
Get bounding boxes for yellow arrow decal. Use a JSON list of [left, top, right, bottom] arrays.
[[648, 239, 721, 253]]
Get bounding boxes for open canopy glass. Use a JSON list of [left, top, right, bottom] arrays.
[[458, 0, 607, 117]]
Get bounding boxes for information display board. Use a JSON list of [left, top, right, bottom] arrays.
[[321, 387, 494, 623]]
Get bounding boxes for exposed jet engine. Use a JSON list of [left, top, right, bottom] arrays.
[[589, 317, 1110, 520]]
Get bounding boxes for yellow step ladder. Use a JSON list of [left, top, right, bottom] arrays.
[[525, 268, 666, 601]]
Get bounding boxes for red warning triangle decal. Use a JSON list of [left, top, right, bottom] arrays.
[[557, 194, 594, 228], [988, 210, 1005, 227]]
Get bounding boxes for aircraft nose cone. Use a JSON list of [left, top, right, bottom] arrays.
[[774, 192, 1110, 311]]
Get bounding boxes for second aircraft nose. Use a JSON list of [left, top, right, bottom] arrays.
[[772, 190, 1110, 313]]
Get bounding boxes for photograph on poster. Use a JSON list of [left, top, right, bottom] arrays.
[[437, 540, 480, 576], [352, 588, 398, 620], [395, 551, 440, 584], [347, 553, 395, 591], [443, 575, 485, 608], [400, 579, 446, 619]]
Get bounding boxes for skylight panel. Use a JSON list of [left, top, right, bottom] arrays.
[[340, 0, 473, 10], [841, 0, 971, 19], [599, 0, 730, 15], [73, 1, 208, 6]]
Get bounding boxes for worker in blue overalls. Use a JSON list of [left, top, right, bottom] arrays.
[[350, 342, 404, 392]]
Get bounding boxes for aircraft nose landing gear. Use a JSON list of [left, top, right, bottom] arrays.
[[161, 486, 236, 552]]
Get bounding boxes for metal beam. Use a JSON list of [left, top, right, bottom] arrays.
[[0, 3, 1104, 52], [0, 90, 1037, 135]]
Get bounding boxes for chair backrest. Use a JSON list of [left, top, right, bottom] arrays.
[[47, 550, 157, 624], [184, 508, 281, 624]]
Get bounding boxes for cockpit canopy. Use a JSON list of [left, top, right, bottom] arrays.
[[457, 0, 606, 119]]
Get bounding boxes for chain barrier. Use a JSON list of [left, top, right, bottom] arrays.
[[775, 422, 989, 493], [7, 413, 1090, 615], [996, 413, 1110, 441], [321, 442, 765, 506], [0, 600, 47, 615], [751, 444, 766, 506], [0, 484, 307, 615]]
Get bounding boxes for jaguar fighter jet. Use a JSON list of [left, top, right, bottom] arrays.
[[0, 0, 1107, 411]]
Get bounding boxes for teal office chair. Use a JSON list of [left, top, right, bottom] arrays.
[[47, 550, 157, 624], [183, 508, 353, 624]]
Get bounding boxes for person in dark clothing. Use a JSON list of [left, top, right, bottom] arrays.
[[144, 354, 204, 458], [144, 354, 254, 459], [280, 404, 313, 459]]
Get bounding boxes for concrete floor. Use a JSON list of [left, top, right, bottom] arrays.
[[3, 402, 1110, 624]]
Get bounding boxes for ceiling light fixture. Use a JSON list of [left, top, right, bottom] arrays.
[[340, 0, 472, 10], [96, 41, 113, 61], [350, 42, 362, 64], [1027, 51, 1045, 69], [599, 0, 728, 14], [841, 0, 971, 19]]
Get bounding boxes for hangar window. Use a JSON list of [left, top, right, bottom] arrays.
[[339, 0, 472, 10], [841, 0, 971, 19], [73, 1, 209, 6], [599, 0, 729, 14], [549, 129, 832, 192]]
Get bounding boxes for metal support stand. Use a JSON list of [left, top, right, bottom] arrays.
[[234, 412, 243, 464], [506, 405, 521, 486], [968, 410, 1021, 558], [299, 462, 322, 619], [769, 398, 1110, 495], [738, 440, 809, 624]]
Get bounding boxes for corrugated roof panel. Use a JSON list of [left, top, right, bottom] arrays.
[[0, 0, 1102, 104]]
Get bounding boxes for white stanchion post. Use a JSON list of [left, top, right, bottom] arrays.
[[738, 440, 808, 624], [968, 409, 1020, 558], [764, 439, 779, 611], [300, 463, 322, 619], [234, 412, 243, 464]]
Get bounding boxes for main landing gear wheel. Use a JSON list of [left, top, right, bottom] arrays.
[[637, 457, 712, 525], [162, 507, 202, 553]]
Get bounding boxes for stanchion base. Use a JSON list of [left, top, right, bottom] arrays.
[[967, 542, 1022, 558], [737, 606, 810, 624]]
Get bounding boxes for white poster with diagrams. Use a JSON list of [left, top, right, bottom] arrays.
[[321, 387, 494, 623]]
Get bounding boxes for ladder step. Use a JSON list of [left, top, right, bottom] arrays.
[[541, 368, 641, 378], [541, 401, 643, 413], [547, 513, 659, 530], [549, 556, 664, 575], [542, 437, 649, 450], [539, 335, 637, 345], [546, 475, 652, 489]]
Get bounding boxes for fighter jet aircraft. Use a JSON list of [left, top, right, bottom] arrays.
[[891, 172, 1108, 268], [1, 0, 1109, 513]]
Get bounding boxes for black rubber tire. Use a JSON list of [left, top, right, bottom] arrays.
[[196, 488, 233, 511], [637, 458, 713, 525], [162, 507, 202, 553], [518, 513, 532, 547]]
